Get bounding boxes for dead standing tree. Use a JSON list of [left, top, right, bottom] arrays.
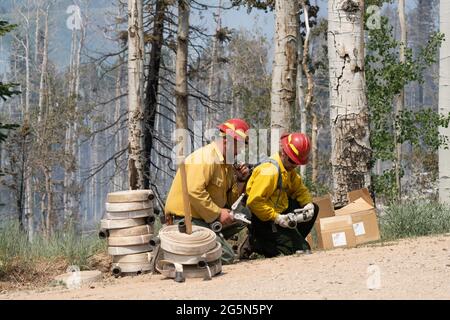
[[127, 0, 146, 190]]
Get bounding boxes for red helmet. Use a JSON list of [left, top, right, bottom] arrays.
[[281, 133, 311, 165], [217, 118, 250, 142]]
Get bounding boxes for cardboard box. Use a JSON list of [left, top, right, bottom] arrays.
[[310, 188, 380, 249], [313, 194, 335, 218], [310, 194, 336, 249], [347, 188, 374, 207], [335, 197, 381, 245], [319, 215, 357, 250]]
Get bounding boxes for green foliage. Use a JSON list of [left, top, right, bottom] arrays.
[[397, 109, 450, 149], [366, 15, 444, 200], [0, 20, 20, 178], [380, 200, 450, 240], [372, 169, 399, 202], [0, 123, 19, 144], [230, 0, 275, 12], [0, 82, 21, 101], [0, 20, 17, 36], [0, 220, 106, 277], [302, 174, 331, 197], [0, 20, 20, 103]]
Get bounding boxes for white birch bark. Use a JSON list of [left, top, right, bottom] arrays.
[[328, 0, 371, 206], [127, 0, 146, 190], [271, 0, 299, 137], [439, 0, 450, 203], [114, 61, 124, 191], [37, 7, 48, 124]]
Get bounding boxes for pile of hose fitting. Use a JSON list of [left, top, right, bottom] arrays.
[[155, 224, 222, 282], [99, 190, 156, 277]]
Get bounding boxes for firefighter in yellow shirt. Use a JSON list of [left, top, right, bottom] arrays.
[[165, 118, 252, 264], [245, 133, 319, 257]]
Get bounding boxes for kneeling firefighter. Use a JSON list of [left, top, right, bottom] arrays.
[[164, 118, 252, 264], [245, 132, 319, 258]]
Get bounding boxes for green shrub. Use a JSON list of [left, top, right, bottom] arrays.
[[379, 200, 450, 240]]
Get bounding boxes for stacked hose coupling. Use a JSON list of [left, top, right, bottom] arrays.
[[99, 190, 157, 277], [155, 225, 222, 282]]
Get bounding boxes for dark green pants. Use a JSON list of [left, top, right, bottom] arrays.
[[249, 198, 319, 258], [173, 217, 245, 265]]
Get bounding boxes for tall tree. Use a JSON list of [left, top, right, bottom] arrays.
[[206, 0, 222, 131], [271, 0, 299, 138], [439, 0, 450, 203], [143, 0, 167, 190], [175, 0, 190, 133], [395, 0, 406, 198], [127, 0, 146, 190], [328, 0, 371, 206]]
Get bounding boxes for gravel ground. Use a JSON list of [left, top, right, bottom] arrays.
[[2, 234, 450, 300]]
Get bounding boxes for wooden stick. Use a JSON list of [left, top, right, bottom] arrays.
[[179, 160, 192, 234]]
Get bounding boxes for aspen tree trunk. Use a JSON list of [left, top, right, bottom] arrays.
[[114, 60, 124, 191], [37, 7, 48, 124], [34, 1, 40, 65], [271, 0, 299, 137], [395, 0, 406, 199], [176, 0, 189, 132], [64, 22, 84, 226], [439, 0, 450, 203], [312, 113, 318, 182], [298, 27, 306, 177], [127, 0, 146, 190], [63, 30, 76, 224], [23, 23, 33, 242], [300, 1, 315, 180], [328, 0, 371, 207], [206, 0, 222, 131]]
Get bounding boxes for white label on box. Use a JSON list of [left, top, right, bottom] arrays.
[[353, 222, 366, 236], [332, 232, 347, 247]]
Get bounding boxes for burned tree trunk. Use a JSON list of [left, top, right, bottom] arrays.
[[143, 0, 167, 190], [175, 0, 190, 132], [127, 0, 146, 190], [328, 0, 372, 206]]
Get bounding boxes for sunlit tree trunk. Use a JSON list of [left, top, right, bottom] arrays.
[[395, 0, 406, 198], [271, 0, 299, 141], [439, 0, 450, 203], [328, 0, 371, 206], [127, 0, 146, 190]]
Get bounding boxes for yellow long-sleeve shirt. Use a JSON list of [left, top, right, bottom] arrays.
[[164, 142, 239, 223], [246, 153, 312, 222]]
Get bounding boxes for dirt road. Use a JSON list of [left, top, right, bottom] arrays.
[[2, 234, 450, 300]]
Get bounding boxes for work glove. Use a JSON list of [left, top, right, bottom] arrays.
[[274, 214, 290, 228], [294, 203, 315, 223]]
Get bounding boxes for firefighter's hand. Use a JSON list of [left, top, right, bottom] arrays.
[[219, 208, 234, 226], [303, 203, 315, 220], [235, 163, 251, 182], [274, 214, 290, 228]]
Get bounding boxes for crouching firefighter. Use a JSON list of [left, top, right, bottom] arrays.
[[164, 118, 252, 265], [245, 132, 319, 258]]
